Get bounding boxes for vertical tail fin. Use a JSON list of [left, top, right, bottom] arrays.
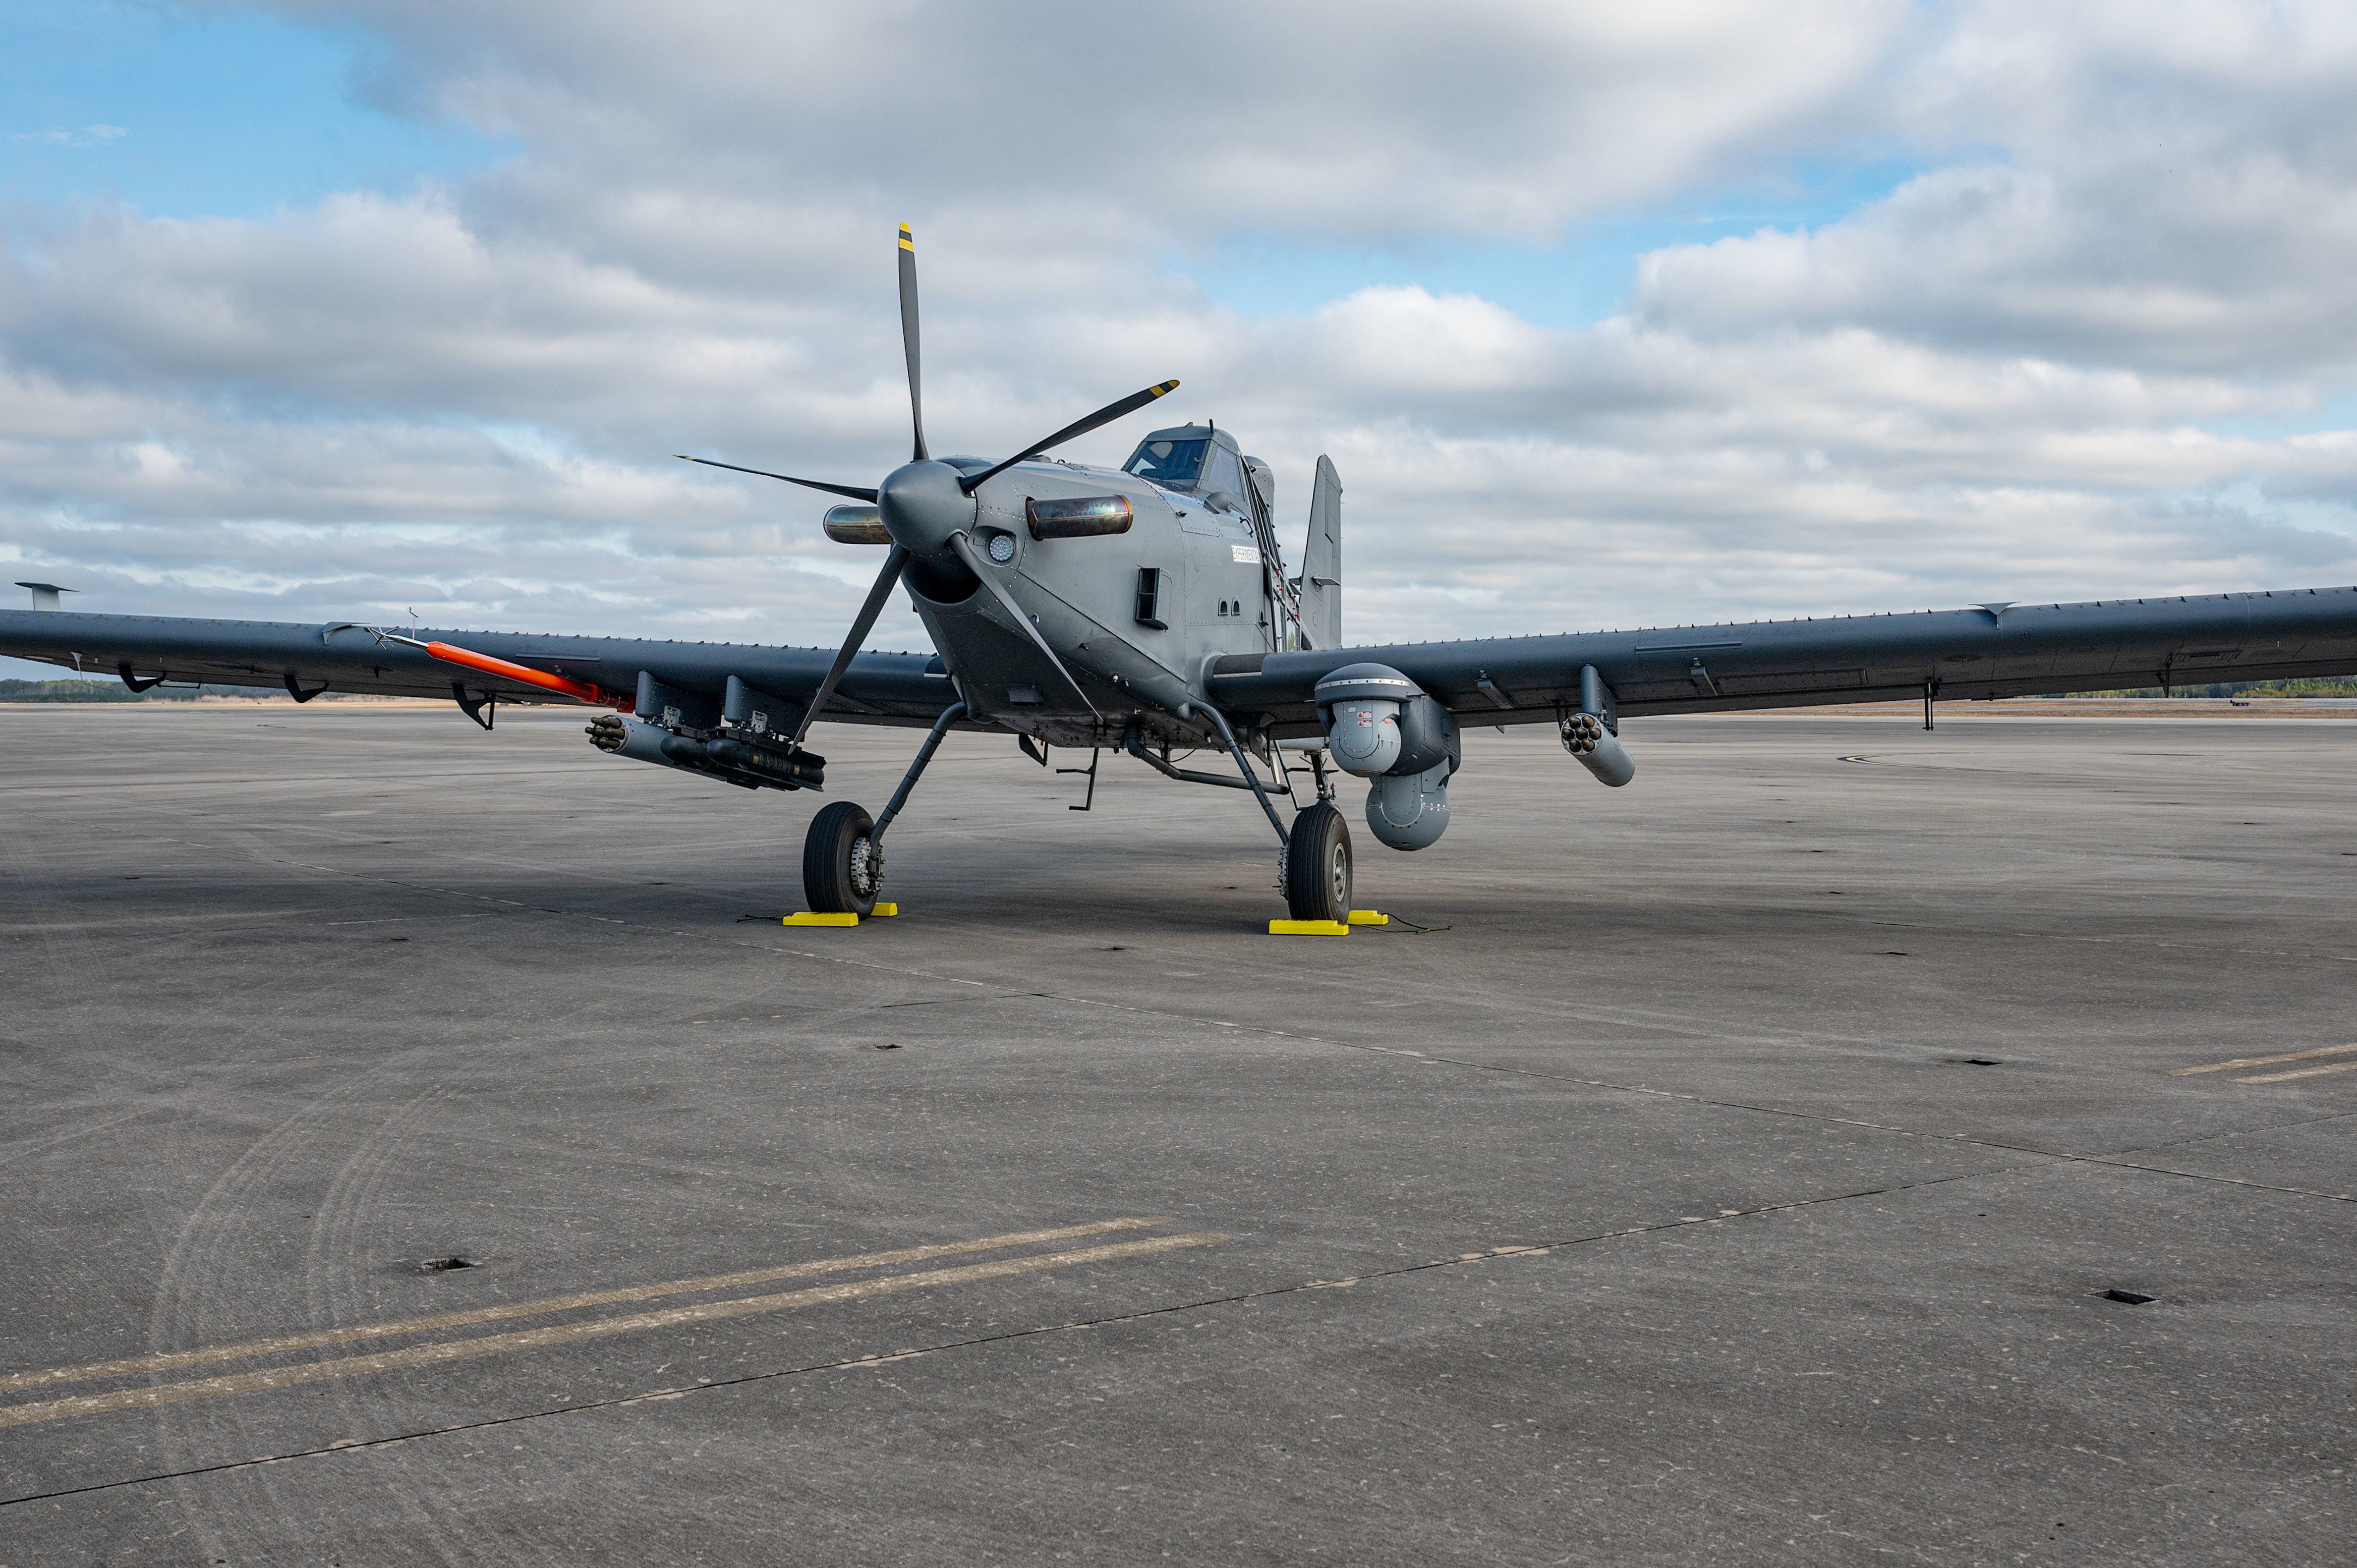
[[1297, 455, 1341, 649]]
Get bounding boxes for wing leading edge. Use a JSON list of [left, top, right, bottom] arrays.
[[9, 586, 2353, 738], [0, 611, 961, 729], [1204, 586, 2357, 733]]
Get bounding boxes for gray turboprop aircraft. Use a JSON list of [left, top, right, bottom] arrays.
[[8, 227, 2357, 924]]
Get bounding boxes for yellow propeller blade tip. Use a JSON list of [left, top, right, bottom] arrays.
[[899, 224, 914, 249], [1153, 380, 1179, 395]]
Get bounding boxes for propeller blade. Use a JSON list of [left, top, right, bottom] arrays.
[[948, 531, 1099, 717], [899, 224, 927, 462], [957, 380, 1180, 495], [675, 454, 878, 504], [790, 544, 910, 747]]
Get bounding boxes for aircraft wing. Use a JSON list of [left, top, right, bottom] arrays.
[[1205, 586, 2357, 733], [0, 610, 959, 728]]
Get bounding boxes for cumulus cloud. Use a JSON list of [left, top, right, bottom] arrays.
[[315, 0, 1902, 241], [3, 0, 2355, 662]]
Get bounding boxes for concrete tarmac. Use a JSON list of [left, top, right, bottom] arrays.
[[1, 703, 2351, 1565]]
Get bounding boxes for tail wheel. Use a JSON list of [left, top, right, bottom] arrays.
[[803, 800, 879, 916], [1284, 801, 1353, 923]]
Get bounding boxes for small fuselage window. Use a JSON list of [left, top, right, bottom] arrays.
[[1124, 439, 1208, 491]]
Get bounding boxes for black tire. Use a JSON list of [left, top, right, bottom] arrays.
[[1284, 801, 1353, 922], [803, 800, 879, 916]]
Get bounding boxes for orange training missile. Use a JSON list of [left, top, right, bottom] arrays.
[[421, 640, 631, 711]]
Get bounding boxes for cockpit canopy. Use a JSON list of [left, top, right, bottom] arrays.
[[1122, 425, 1214, 491], [1121, 424, 1266, 517]]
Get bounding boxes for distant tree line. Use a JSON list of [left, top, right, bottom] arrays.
[[2049, 677, 2357, 699], [0, 679, 327, 703]]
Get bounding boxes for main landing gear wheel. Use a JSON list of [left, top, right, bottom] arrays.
[[1284, 800, 1353, 923], [804, 800, 880, 916]]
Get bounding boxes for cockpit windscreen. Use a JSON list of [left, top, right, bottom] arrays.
[[1123, 438, 1207, 491]]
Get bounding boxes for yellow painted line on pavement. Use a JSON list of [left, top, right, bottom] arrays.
[[2236, 1060, 2357, 1085], [2167, 1042, 2357, 1076], [0, 1217, 1169, 1394], [0, 1232, 1223, 1429]]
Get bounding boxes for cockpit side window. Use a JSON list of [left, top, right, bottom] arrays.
[[1123, 439, 1208, 490], [1202, 444, 1249, 508]]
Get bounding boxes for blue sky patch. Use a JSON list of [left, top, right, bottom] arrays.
[[1, 1, 514, 219], [1178, 158, 1931, 328]]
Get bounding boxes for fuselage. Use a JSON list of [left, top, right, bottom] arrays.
[[876, 430, 1286, 747]]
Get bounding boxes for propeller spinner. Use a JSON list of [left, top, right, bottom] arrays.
[[676, 224, 1177, 747]]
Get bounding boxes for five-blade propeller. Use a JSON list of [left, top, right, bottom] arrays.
[[681, 224, 1176, 747]]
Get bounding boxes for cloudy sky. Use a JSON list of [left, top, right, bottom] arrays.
[[4, 0, 2355, 679]]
